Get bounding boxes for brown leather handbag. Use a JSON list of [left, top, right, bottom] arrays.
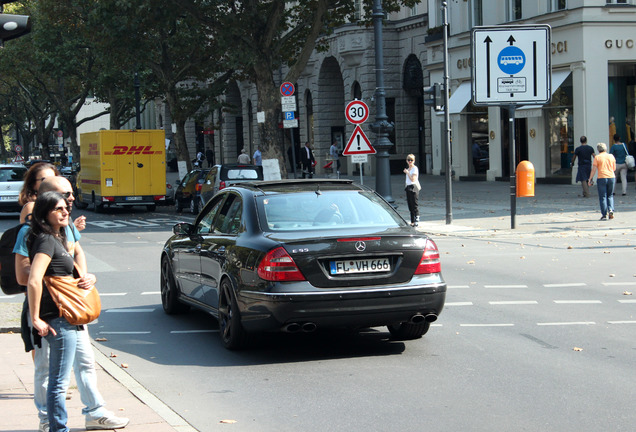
[[44, 263, 101, 325]]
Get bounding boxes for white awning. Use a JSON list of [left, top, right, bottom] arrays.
[[446, 81, 473, 115], [517, 70, 571, 114]]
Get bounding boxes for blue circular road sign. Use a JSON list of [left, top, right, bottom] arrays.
[[497, 46, 525, 75]]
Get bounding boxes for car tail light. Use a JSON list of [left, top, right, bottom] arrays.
[[195, 183, 203, 192], [102, 196, 114, 202], [219, 181, 226, 190], [257, 247, 306, 282], [154, 195, 165, 201], [414, 239, 441, 274]]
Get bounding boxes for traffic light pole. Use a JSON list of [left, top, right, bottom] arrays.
[[442, 1, 453, 225]]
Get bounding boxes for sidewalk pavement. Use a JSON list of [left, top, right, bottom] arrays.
[[3, 173, 636, 431]]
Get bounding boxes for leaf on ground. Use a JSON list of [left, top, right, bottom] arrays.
[[95, 338, 108, 342], [573, 347, 583, 352], [609, 274, 615, 277], [567, 246, 573, 249], [120, 363, 128, 368], [623, 291, 633, 296], [220, 419, 237, 424], [110, 352, 117, 358], [467, 260, 475, 264]]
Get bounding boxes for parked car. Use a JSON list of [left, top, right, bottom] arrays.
[[174, 168, 210, 214], [0, 164, 27, 212], [160, 179, 446, 349], [199, 164, 263, 207], [164, 181, 175, 206]]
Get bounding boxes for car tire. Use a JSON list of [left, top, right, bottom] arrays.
[[147, 204, 157, 212], [160, 256, 189, 314], [218, 279, 248, 350], [387, 321, 430, 340], [189, 197, 198, 215]]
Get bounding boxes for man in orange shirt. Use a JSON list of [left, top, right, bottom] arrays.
[[588, 142, 616, 220]]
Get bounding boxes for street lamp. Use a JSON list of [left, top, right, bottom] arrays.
[[370, 0, 395, 204]]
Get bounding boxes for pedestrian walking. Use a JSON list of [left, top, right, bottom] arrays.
[[237, 148, 250, 164], [571, 136, 595, 198], [253, 146, 262, 166], [609, 134, 629, 195], [329, 140, 341, 173], [15, 177, 128, 432], [205, 147, 215, 167], [403, 154, 420, 227], [588, 143, 616, 220], [300, 142, 315, 178]]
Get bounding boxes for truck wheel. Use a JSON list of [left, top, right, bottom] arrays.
[[147, 204, 157, 212], [75, 190, 88, 209]]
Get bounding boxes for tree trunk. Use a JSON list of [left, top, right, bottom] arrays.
[[254, 68, 286, 177]]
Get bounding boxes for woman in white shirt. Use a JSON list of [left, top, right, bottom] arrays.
[[403, 154, 420, 227]]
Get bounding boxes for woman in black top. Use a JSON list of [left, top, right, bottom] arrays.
[[27, 191, 86, 432]]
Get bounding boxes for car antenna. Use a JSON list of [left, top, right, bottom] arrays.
[[315, 185, 322, 196]]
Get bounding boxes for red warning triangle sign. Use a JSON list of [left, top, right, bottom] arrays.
[[343, 125, 376, 155]]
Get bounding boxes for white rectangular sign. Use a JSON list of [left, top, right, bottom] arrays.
[[281, 96, 295, 105], [471, 25, 551, 105], [351, 154, 368, 164], [283, 119, 298, 129], [282, 103, 296, 112]]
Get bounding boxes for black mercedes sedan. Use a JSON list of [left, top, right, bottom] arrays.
[[160, 179, 446, 349]]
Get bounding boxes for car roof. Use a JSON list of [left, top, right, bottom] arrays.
[[226, 179, 366, 195]]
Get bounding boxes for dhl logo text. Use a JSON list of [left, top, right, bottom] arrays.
[[104, 146, 161, 155]]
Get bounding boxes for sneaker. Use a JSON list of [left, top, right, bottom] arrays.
[[86, 415, 130, 430], [600, 215, 607, 220], [38, 421, 49, 432], [609, 211, 614, 219]]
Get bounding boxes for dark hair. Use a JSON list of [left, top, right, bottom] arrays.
[[27, 191, 69, 253], [19, 162, 60, 206], [580, 136, 587, 144], [614, 134, 620, 142]]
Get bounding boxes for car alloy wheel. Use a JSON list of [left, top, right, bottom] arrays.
[[217, 279, 247, 350], [160, 256, 188, 314]]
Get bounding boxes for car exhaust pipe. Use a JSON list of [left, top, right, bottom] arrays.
[[410, 314, 426, 324], [283, 323, 301, 333], [301, 322, 317, 333], [424, 313, 438, 323]]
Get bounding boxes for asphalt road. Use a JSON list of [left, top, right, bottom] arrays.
[[1, 205, 635, 432]]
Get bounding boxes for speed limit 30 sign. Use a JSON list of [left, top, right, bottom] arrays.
[[345, 100, 369, 124]]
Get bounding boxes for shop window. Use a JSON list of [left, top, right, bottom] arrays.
[[472, 0, 483, 26], [545, 75, 573, 177], [606, 0, 628, 4]]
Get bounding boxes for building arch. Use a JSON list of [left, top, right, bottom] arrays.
[[402, 54, 427, 172], [316, 56, 346, 173]]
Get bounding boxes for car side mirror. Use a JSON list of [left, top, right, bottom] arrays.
[[173, 222, 194, 236]]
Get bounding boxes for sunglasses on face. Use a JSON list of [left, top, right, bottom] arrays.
[[53, 206, 69, 214]]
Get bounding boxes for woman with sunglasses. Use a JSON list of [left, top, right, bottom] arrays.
[[19, 162, 59, 224], [403, 154, 420, 227], [26, 191, 89, 432]]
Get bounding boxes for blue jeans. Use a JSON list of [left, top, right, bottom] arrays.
[[596, 177, 615, 217], [33, 322, 107, 424]]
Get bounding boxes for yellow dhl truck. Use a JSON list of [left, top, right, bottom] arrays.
[[75, 130, 166, 212]]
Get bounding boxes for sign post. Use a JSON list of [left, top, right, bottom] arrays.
[[280, 82, 298, 178], [343, 100, 374, 185], [471, 24, 551, 229]]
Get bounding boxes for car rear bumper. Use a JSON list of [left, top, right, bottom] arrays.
[[237, 282, 446, 332], [0, 199, 21, 212]]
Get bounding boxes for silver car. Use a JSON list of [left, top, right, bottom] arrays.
[[0, 164, 27, 212]]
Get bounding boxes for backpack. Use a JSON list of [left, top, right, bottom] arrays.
[[0, 222, 28, 295]]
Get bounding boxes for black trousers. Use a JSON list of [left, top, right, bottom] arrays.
[[405, 185, 419, 223]]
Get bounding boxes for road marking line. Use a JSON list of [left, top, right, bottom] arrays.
[[489, 301, 538, 305], [602, 282, 636, 286], [553, 300, 602, 304], [170, 330, 218, 334], [445, 302, 473, 306], [98, 331, 152, 334], [543, 283, 586, 288], [484, 285, 527, 289], [448, 285, 470, 289], [91, 242, 116, 245], [460, 323, 514, 327], [123, 241, 150, 244], [141, 291, 160, 295], [618, 300, 636, 303], [607, 320, 636, 324], [104, 308, 155, 313], [537, 321, 596, 326], [99, 293, 127, 296]]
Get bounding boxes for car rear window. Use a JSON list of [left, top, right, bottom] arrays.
[[0, 167, 26, 182], [256, 191, 403, 231], [222, 167, 262, 181]]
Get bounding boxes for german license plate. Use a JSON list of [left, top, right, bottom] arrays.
[[126, 196, 142, 201], [330, 258, 390, 275], [0, 195, 17, 201]]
